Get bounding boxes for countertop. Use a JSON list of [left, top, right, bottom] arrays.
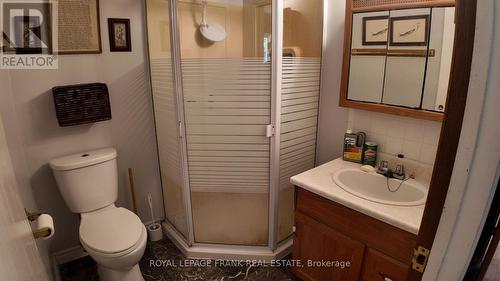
[[290, 158, 426, 234]]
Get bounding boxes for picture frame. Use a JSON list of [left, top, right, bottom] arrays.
[[362, 16, 389, 46], [13, 16, 42, 54], [108, 18, 131, 52], [389, 15, 430, 46], [58, 0, 101, 54], [2, 13, 52, 55]]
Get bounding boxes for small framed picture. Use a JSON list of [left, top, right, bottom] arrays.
[[3, 15, 51, 54], [362, 16, 389, 46], [14, 16, 42, 54], [390, 15, 429, 46], [108, 18, 131, 52]]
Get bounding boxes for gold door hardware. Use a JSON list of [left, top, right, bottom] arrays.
[[25, 209, 52, 239], [33, 228, 52, 239], [412, 245, 430, 273]]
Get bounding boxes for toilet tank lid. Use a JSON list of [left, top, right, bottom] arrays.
[[50, 148, 117, 171]]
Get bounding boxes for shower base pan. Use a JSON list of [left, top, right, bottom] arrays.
[[162, 221, 293, 261]]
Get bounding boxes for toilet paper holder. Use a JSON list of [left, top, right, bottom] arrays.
[[25, 209, 52, 239]]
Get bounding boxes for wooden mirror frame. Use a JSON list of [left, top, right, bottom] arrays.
[[339, 0, 456, 122]]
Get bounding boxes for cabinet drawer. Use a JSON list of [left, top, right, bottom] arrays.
[[362, 248, 409, 281]]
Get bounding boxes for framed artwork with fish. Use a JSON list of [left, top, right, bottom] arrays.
[[389, 15, 429, 46], [362, 16, 389, 45]]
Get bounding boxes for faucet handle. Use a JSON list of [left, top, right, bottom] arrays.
[[395, 164, 404, 173], [377, 160, 389, 175]]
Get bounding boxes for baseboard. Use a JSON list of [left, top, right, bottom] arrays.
[[53, 245, 89, 265], [51, 246, 88, 281], [52, 255, 62, 281]]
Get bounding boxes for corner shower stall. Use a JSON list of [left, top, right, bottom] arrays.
[[145, 0, 324, 259]]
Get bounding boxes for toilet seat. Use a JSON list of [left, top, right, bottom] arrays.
[[80, 206, 144, 256]]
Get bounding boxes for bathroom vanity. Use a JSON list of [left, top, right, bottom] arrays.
[[291, 159, 427, 281]]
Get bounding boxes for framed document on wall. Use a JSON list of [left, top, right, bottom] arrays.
[[58, 0, 101, 54]]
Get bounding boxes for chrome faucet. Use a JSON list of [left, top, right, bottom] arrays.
[[377, 160, 406, 180], [393, 164, 406, 180], [376, 160, 389, 176]]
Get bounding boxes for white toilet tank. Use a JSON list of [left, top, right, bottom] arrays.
[[49, 148, 118, 213]]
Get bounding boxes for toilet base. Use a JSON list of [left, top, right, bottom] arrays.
[[97, 264, 145, 281]]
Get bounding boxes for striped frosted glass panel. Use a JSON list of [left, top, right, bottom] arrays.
[[182, 58, 272, 194], [278, 57, 321, 242], [150, 58, 188, 237], [151, 59, 179, 183], [280, 57, 320, 188]]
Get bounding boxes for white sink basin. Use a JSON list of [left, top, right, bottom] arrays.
[[332, 168, 427, 206]]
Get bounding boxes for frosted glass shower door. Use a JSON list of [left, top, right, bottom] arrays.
[[146, 0, 188, 238], [178, 1, 272, 246], [147, 0, 323, 249]]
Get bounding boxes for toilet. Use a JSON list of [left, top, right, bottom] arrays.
[[50, 148, 147, 281]]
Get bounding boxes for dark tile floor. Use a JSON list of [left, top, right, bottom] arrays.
[[59, 238, 301, 281]]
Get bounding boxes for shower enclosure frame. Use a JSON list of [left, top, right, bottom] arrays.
[[154, 0, 328, 260]]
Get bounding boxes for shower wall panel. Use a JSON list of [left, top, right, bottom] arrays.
[[146, 0, 189, 238], [278, 57, 321, 242], [277, 0, 323, 243]]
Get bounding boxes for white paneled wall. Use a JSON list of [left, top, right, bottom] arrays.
[[347, 109, 441, 164]]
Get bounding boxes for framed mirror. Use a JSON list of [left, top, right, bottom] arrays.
[[382, 8, 430, 108], [348, 11, 389, 103], [422, 6, 456, 112], [339, 0, 456, 121]]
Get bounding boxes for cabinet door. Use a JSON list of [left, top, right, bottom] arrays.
[[361, 248, 409, 281], [292, 211, 365, 281]]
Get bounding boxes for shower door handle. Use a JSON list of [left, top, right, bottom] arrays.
[[179, 121, 183, 138], [265, 124, 275, 138]]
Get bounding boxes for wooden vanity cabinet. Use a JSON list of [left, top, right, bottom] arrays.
[[292, 188, 417, 281]]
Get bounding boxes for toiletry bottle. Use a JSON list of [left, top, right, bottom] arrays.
[[343, 130, 366, 163], [362, 142, 378, 167]]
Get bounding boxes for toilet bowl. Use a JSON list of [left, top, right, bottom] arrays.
[[49, 148, 147, 281], [80, 205, 147, 281]]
